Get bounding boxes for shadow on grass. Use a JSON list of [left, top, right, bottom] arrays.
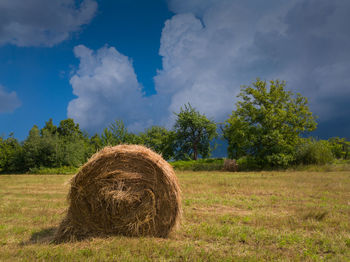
[[21, 227, 57, 246]]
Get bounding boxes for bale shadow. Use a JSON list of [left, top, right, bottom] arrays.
[[21, 227, 57, 246]]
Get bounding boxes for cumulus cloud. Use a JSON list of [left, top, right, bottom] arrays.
[[0, 85, 21, 113], [67, 45, 153, 133], [0, 0, 97, 47], [154, 0, 350, 127], [68, 0, 350, 136]]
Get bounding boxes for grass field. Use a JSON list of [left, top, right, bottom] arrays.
[[1, 171, 350, 261]]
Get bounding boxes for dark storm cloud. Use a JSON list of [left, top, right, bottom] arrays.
[[153, 0, 350, 132], [0, 0, 97, 47], [251, 0, 350, 120]]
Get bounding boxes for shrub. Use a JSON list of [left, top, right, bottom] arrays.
[[295, 139, 334, 165], [236, 156, 261, 171], [170, 158, 224, 171]]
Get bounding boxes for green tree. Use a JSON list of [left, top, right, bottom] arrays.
[[40, 118, 57, 136], [173, 104, 218, 160], [38, 129, 60, 167], [23, 125, 57, 169], [22, 125, 41, 169], [101, 128, 115, 146], [223, 79, 317, 167], [0, 134, 23, 173], [101, 120, 142, 146], [140, 126, 175, 160], [328, 137, 350, 159], [57, 118, 83, 138], [108, 120, 129, 144], [90, 134, 103, 151], [58, 119, 89, 167], [295, 138, 334, 165]]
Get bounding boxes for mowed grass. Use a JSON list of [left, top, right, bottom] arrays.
[[1, 171, 350, 261]]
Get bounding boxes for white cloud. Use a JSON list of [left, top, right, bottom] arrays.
[[0, 85, 21, 113], [155, 1, 289, 123], [0, 0, 97, 47], [68, 0, 350, 134], [67, 45, 152, 133]]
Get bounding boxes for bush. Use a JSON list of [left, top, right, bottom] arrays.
[[170, 158, 224, 171], [295, 139, 334, 165], [236, 156, 261, 171]]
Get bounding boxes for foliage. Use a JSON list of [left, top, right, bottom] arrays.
[[170, 158, 224, 171], [295, 138, 334, 165], [0, 93, 347, 173], [4, 118, 92, 173], [236, 156, 261, 171], [223, 79, 317, 168], [22, 125, 44, 169], [90, 134, 103, 152], [140, 126, 175, 160], [0, 134, 23, 173], [101, 120, 142, 146], [328, 137, 350, 159], [55, 119, 90, 167], [57, 118, 83, 138], [173, 104, 218, 160], [40, 118, 57, 136]]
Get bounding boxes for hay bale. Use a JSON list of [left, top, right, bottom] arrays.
[[223, 159, 238, 172], [54, 145, 181, 243]]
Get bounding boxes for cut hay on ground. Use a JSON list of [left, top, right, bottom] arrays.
[[54, 145, 181, 243], [223, 159, 238, 172]]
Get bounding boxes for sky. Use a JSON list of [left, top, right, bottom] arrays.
[[0, 0, 349, 141]]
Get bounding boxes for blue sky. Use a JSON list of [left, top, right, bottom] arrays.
[[0, 0, 349, 141]]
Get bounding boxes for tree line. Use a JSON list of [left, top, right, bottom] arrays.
[[1, 79, 349, 173]]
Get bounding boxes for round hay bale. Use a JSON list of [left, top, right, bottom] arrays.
[[54, 145, 181, 243]]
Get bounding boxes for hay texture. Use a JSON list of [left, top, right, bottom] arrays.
[[54, 145, 181, 243], [223, 159, 238, 172]]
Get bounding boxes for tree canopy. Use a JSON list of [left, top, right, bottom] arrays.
[[140, 126, 175, 160], [223, 79, 317, 167], [173, 104, 218, 160]]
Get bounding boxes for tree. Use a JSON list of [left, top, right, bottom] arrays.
[[108, 120, 129, 144], [57, 118, 83, 138], [101, 120, 143, 146], [55, 118, 89, 167], [328, 137, 350, 159], [173, 104, 217, 160], [22, 125, 42, 169], [223, 79, 317, 167], [0, 134, 23, 173], [40, 118, 57, 136], [140, 126, 175, 160], [90, 134, 103, 152], [295, 138, 334, 165]]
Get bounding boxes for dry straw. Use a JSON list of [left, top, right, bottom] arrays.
[[54, 145, 181, 243], [223, 159, 238, 172]]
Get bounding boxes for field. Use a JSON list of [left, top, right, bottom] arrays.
[[1, 171, 350, 261]]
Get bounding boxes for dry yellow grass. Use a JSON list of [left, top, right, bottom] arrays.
[[0, 171, 350, 261]]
